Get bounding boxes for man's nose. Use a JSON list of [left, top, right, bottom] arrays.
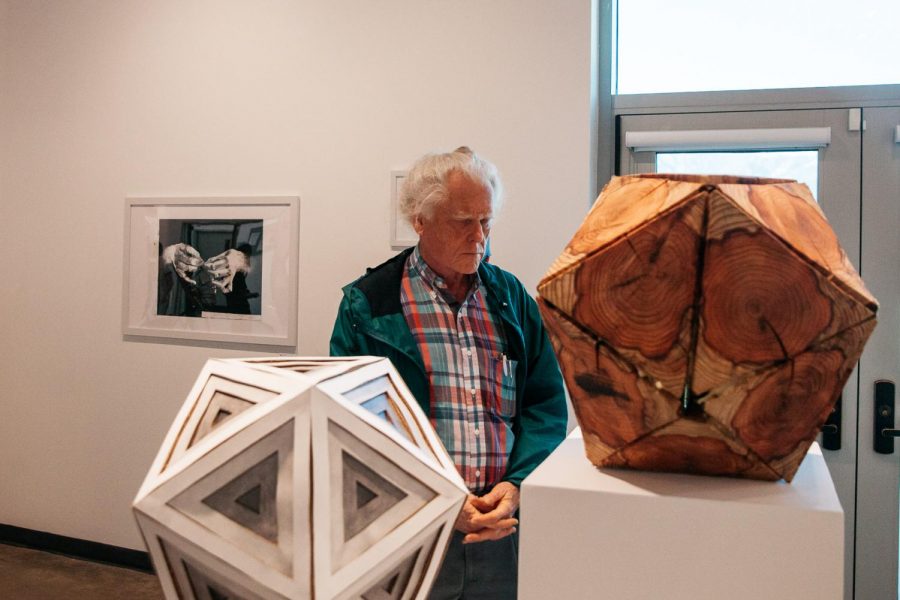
[[469, 222, 486, 243]]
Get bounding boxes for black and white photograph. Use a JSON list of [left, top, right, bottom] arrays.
[[157, 219, 263, 319], [122, 196, 299, 347]]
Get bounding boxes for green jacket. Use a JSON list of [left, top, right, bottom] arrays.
[[329, 248, 568, 487]]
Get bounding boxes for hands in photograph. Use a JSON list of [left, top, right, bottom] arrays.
[[204, 249, 250, 294], [160, 243, 204, 285], [454, 481, 519, 544]]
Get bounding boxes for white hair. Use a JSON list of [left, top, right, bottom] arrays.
[[399, 146, 504, 224]]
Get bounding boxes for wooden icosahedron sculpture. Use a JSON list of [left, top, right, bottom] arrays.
[[134, 356, 466, 599], [538, 174, 878, 481]]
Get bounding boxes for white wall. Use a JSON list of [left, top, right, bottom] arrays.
[[0, 0, 594, 549]]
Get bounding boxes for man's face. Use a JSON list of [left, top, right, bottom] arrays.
[[414, 171, 493, 280]]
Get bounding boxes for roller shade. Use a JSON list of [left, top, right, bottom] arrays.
[[625, 127, 831, 152]]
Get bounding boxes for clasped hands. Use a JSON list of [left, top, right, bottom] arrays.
[[161, 243, 250, 294], [454, 481, 519, 544]]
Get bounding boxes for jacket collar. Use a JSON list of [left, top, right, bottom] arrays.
[[349, 246, 504, 318]]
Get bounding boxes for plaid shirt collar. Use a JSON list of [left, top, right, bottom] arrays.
[[409, 245, 481, 307]]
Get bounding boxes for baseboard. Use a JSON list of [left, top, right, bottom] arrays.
[[0, 523, 153, 573]]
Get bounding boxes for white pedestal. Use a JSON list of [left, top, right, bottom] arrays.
[[519, 429, 843, 600]]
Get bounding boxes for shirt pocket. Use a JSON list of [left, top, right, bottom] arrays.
[[492, 355, 518, 419]]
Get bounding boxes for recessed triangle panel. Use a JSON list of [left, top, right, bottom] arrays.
[[343, 450, 408, 541], [213, 408, 233, 426], [202, 452, 279, 543], [207, 585, 230, 600], [190, 391, 256, 448], [236, 485, 262, 514], [344, 376, 414, 442], [328, 420, 438, 571], [356, 482, 377, 509]]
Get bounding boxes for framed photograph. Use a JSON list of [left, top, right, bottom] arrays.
[[122, 196, 300, 347], [390, 171, 418, 248]]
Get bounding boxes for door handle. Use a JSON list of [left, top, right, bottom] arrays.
[[821, 393, 841, 450], [874, 380, 898, 454]]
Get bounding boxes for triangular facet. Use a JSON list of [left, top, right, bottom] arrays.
[[208, 586, 229, 600], [383, 573, 400, 593], [167, 420, 296, 576], [347, 525, 443, 600], [356, 481, 377, 509], [361, 549, 419, 600], [213, 408, 233, 426], [343, 450, 408, 541], [202, 452, 279, 543], [158, 536, 262, 600], [235, 484, 262, 515], [328, 419, 438, 572], [183, 559, 249, 600]]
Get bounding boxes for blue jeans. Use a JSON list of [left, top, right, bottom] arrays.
[[428, 530, 519, 600]]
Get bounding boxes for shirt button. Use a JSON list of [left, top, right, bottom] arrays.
[[466, 349, 472, 356], [474, 428, 480, 436], [475, 470, 481, 477], [471, 388, 476, 395]]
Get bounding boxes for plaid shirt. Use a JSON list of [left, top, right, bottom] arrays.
[[400, 247, 516, 491]]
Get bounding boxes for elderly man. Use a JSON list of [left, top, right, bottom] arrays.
[[330, 147, 567, 599]]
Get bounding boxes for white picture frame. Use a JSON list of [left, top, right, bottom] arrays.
[[122, 196, 300, 347], [390, 170, 418, 248]]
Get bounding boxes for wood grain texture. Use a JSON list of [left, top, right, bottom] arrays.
[[601, 417, 781, 481], [539, 176, 704, 288], [703, 208, 831, 362], [538, 174, 878, 481], [572, 200, 702, 397], [718, 181, 876, 309], [693, 188, 875, 394], [539, 298, 680, 464]]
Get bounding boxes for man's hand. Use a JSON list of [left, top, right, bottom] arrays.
[[204, 249, 250, 294], [161, 243, 203, 285], [454, 482, 520, 544]]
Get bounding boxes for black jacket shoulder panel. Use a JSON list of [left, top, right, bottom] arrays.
[[352, 248, 413, 318]]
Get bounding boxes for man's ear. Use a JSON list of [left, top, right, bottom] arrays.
[[412, 214, 426, 236]]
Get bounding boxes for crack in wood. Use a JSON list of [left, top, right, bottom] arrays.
[[681, 193, 710, 413], [760, 317, 790, 361]]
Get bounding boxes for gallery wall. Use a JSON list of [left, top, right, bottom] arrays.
[[0, 0, 594, 549]]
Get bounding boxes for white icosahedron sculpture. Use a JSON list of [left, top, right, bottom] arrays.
[[133, 356, 467, 600]]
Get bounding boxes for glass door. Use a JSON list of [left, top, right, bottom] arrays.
[[619, 108, 864, 599]]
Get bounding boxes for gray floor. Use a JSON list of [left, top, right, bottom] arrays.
[[0, 543, 163, 599]]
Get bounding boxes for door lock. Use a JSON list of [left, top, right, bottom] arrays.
[[874, 380, 898, 454], [821, 393, 841, 451]]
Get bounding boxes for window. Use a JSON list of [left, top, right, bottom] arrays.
[[656, 150, 819, 198], [616, 0, 900, 94]]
